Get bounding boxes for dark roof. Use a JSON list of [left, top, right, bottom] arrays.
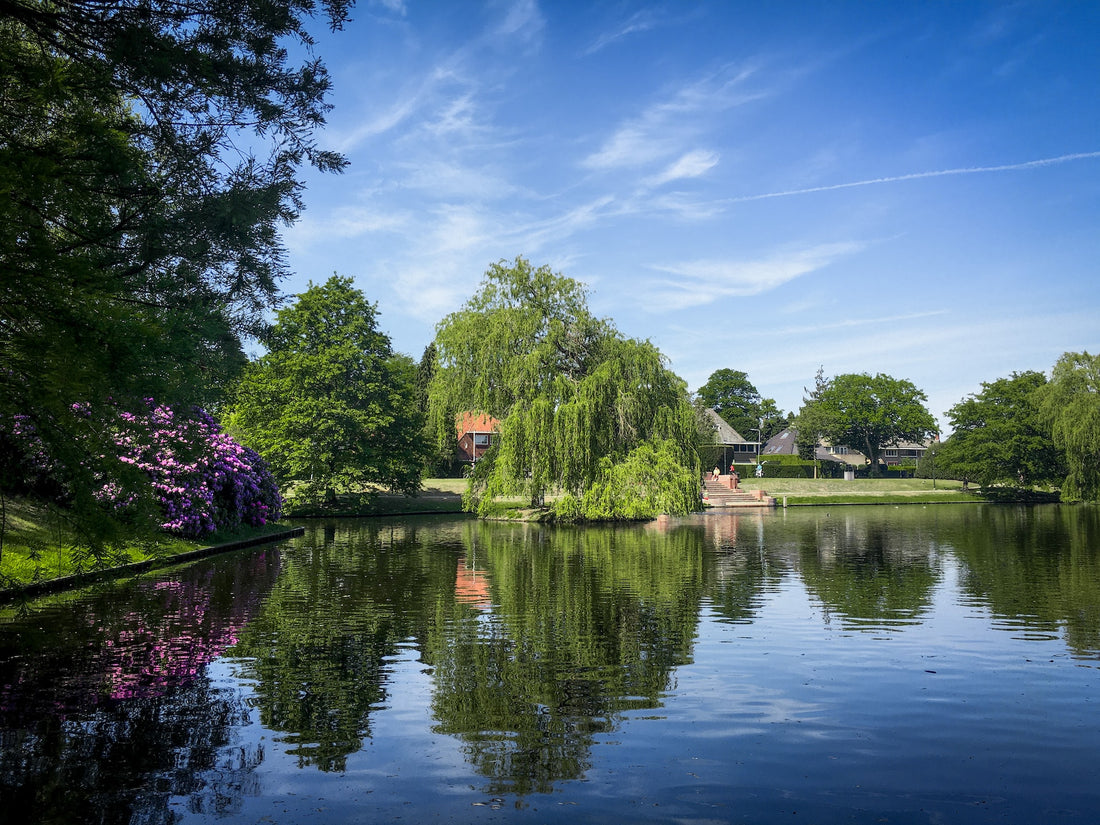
[[762, 428, 799, 455]]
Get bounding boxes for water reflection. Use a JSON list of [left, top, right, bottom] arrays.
[[1, 506, 1099, 823], [426, 520, 705, 794], [946, 505, 1100, 656], [229, 519, 462, 772], [795, 510, 942, 631], [0, 551, 280, 824]]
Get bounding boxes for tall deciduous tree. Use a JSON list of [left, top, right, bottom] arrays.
[[937, 371, 1064, 489], [1035, 351, 1100, 502], [798, 373, 936, 476], [695, 369, 786, 444], [229, 277, 424, 504], [795, 366, 829, 460], [1, 1, 351, 511], [429, 258, 700, 519]]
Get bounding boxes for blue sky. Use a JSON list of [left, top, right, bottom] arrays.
[[281, 0, 1099, 430]]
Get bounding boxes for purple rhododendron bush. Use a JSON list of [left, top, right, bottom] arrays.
[[107, 401, 282, 537], [10, 400, 281, 540]]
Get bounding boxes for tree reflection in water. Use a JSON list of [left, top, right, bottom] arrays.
[[0, 551, 280, 824], [226, 519, 467, 772], [2, 507, 1100, 824], [426, 520, 706, 795]]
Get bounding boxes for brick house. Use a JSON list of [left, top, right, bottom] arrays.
[[455, 411, 500, 464]]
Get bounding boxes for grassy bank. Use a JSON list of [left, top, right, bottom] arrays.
[[290, 477, 994, 519], [283, 479, 467, 517], [0, 497, 293, 591], [1, 480, 468, 591], [739, 477, 986, 505]]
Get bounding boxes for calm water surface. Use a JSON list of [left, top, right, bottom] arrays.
[[1, 505, 1098, 824]]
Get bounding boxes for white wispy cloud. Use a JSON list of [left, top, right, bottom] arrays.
[[370, 0, 407, 15], [728, 152, 1100, 202], [399, 159, 519, 200], [643, 192, 725, 220], [582, 63, 764, 171], [500, 196, 618, 253], [584, 9, 661, 55], [645, 149, 720, 187], [332, 93, 424, 150], [584, 124, 674, 170], [283, 206, 410, 251], [643, 241, 866, 310], [492, 0, 545, 45]]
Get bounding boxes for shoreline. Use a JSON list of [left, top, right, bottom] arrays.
[[0, 526, 305, 604], [3, 487, 1064, 602]]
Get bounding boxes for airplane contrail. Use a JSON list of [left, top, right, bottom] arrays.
[[730, 151, 1100, 203]]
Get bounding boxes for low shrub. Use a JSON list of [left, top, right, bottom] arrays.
[[7, 400, 281, 539]]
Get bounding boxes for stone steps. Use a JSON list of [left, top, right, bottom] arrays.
[[702, 477, 777, 508]]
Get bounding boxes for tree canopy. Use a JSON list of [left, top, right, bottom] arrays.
[[1, 0, 351, 511], [937, 371, 1064, 489], [228, 276, 424, 505], [695, 369, 786, 444], [429, 258, 701, 519], [797, 372, 936, 475], [1035, 351, 1100, 502]]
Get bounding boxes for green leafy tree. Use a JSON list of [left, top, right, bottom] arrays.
[[795, 366, 829, 460], [429, 258, 701, 519], [1035, 351, 1100, 502], [757, 398, 788, 442], [229, 277, 424, 505], [798, 373, 936, 476], [936, 371, 1064, 489], [695, 369, 786, 443], [696, 369, 759, 437], [416, 343, 457, 476], [1, 1, 351, 524]]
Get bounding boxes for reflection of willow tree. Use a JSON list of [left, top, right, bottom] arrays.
[[795, 510, 940, 629], [949, 506, 1100, 657], [426, 520, 706, 795], [703, 513, 789, 624], [230, 519, 459, 771], [0, 551, 279, 824]]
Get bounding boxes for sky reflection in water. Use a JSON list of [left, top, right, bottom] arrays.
[[1, 505, 1098, 824]]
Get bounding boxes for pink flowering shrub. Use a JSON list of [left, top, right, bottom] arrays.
[[102, 401, 282, 537], [6, 400, 281, 538]]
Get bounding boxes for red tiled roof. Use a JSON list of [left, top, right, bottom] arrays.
[[455, 411, 500, 436]]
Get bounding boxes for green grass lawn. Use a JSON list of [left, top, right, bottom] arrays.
[[282, 478, 467, 517], [737, 477, 984, 505], [0, 497, 293, 591]]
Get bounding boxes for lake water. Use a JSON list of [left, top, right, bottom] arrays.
[[1, 505, 1098, 824]]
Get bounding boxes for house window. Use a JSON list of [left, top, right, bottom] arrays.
[[473, 433, 491, 446], [885, 449, 898, 457]]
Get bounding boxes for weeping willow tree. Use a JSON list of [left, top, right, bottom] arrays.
[[429, 257, 701, 520], [1035, 351, 1100, 502]]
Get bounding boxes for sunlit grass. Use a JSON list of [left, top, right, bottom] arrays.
[[740, 477, 970, 496], [0, 497, 290, 590]]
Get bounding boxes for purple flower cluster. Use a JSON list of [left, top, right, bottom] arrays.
[[101, 400, 282, 537]]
